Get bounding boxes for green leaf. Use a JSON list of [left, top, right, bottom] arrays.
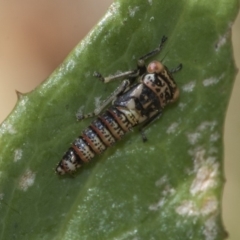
[[0, 0, 239, 239]]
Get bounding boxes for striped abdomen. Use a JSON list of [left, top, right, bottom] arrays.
[[56, 107, 136, 175]]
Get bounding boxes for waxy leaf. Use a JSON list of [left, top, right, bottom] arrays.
[[0, 0, 239, 239]]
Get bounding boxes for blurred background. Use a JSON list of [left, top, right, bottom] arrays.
[[0, 1, 239, 239]]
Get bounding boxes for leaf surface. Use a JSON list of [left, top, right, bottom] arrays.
[[0, 0, 239, 239]]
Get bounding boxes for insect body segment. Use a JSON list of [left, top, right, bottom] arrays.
[[56, 108, 135, 175], [56, 36, 182, 175]]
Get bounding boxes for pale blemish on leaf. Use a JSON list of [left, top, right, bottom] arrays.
[[202, 74, 224, 87], [215, 36, 227, 51], [175, 197, 218, 217], [148, 0, 153, 6], [18, 169, 36, 191], [203, 215, 218, 240], [108, 1, 120, 15], [149, 16, 154, 22], [190, 148, 219, 196], [14, 149, 23, 162], [187, 132, 202, 145], [166, 122, 179, 134], [76, 106, 84, 120], [99, 2, 120, 27], [197, 121, 217, 131], [187, 121, 218, 145], [176, 200, 202, 217], [94, 96, 102, 109], [201, 197, 218, 216], [155, 175, 168, 187], [65, 59, 75, 72], [178, 102, 187, 111], [1, 122, 16, 135], [210, 132, 220, 142], [182, 80, 196, 92], [111, 229, 139, 240], [149, 175, 176, 211], [215, 25, 231, 51], [128, 6, 140, 17]]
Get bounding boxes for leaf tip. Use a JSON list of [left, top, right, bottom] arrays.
[[15, 90, 25, 100]]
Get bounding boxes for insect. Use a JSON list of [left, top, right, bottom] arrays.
[[56, 36, 182, 175]]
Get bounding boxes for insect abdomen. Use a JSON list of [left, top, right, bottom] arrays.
[[56, 107, 135, 174]]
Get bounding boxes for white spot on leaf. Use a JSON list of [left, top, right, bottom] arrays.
[[210, 132, 220, 142], [166, 122, 179, 134], [1, 123, 16, 134], [65, 59, 75, 72], [203, 215, 218, 240], [215, 25, 231, 51], [187, 121, 217, 145], [155, 175, 168, 187], [187, 132, 201, 145], [108, 2, 120, 15], [182, 81, 196, 92], [14, 149, 23, 162], [215, 35, 227, 50], [100, 2, 120, 26], [76, 106, 84, 120], [178, 102, 187, 111], [149, 16, 154, 22], [176, 200, 198, 216], [201, 197, 218, 216], [149, 175, 176, 211], [202, 74, 224, 87], [175, 197, 218, 217], [128, 6, 140, 17], [18, 169, 36, 191], [149, 198, 166, 211], [190, 148, 219, 196], [94, 96, 102, 109], [197, 121, 217, 131]]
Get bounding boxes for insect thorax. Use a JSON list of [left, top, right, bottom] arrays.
[[141, 69, 178, 108], [113, 69, 178, 123]]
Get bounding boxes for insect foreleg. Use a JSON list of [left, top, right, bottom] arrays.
[[77, 79, 131, 120], [138, 36, 167, 66], [139, 111, 162, 142]]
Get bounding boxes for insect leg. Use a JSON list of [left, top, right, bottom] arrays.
[[170, 64, 183, 74], [139, 111, 162, 142], [138, 36, 168, 65], [93, 70, 138, 83], [77, 79, 131, 120]]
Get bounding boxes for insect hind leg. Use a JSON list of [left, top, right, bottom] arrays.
[[76, 79, 131, 121]]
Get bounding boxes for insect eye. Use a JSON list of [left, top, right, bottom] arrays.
[[147, 61, 164, 74]]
